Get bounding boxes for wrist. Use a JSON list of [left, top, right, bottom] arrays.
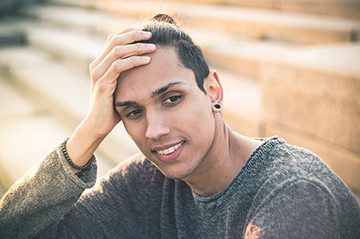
[[66, 123, 104, 169], [61, 138, 95, 171]]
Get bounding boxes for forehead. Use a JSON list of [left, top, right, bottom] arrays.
[[115, 47, 196, 101]]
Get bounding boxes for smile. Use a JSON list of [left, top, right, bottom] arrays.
[[153, 141, 185, 162], [156, 141, 184, 155]]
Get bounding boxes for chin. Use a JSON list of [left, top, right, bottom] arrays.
[[161, 165, 198, 181], [144, 148, 203, 181]]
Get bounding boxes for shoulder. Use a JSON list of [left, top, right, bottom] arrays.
[[246, 138, 360, 238], [255, 139, 350, 204], [265, 139, 340, 185], [249, 138, 336, 194], [268, 139, 322, 168], [246, 178, 342, 239]]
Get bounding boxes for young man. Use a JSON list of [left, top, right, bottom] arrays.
[[1, 14, 359, 239]]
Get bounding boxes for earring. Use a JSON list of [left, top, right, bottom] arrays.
[[213, 103, 222, 111]]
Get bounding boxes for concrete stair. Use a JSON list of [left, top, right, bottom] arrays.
[[0, 0, 359, 201], [166, 0, 360, 20], [0, 77, 112, 194], [51, 0, 360, 44], [260, 43, 360, 193]]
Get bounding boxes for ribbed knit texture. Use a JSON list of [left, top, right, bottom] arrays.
[[1, 137, 359, 238]]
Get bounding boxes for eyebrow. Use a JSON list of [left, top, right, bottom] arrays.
[[114, 81, 185, 108], [114, 100, 138, 107], [151, 81, 185, 97]]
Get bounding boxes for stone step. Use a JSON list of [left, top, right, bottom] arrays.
[[166, 0, 360, 20], [0, 78, 112, 195], [24, 23, 105, 74], [0, 77, 39, 122], [219, 72, 263, 136], [0, 19, 27, 46], [48, 0, 360, 44], [200, 37, 293, 80], [16, 6, 294, 80], [261, 43, 360, 194], [262, 43, 360, 153], [18, 4, 135, 37], [0, 46, 139, 165]]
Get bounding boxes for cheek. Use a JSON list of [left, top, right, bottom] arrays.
[[122, 121, 146, 147], [179, 100, 215, 145]]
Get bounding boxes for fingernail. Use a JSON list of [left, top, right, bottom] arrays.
[[142, 56, 151, 62], [148, 43, 156, 49]]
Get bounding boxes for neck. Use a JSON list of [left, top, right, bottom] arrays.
[[184, 116, 261, 197]]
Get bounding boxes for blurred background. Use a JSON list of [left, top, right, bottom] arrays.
[[0, 0, 359, 201]]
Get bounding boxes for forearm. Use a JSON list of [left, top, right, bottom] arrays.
[[66, 121, 105, 172], [0, 144, 97, 238]]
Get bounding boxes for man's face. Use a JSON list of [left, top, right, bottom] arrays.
[[114, 47, 216, 180]]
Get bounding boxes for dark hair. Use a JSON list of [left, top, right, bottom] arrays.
[[141, 14, 209, 94]]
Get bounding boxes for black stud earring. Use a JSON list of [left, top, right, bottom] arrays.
[[213, 103, 222, 110]]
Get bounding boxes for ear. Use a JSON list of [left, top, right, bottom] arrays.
[[204, 70, 223, 104]]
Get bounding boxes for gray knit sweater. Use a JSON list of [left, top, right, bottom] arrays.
[[0, 137, 359, 238]]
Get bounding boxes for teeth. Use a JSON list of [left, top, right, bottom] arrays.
[[156, 142, 183, 155]]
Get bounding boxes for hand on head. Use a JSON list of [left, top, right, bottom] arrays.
[[64, 28, 156, 168], [84, 28, 156, 139]]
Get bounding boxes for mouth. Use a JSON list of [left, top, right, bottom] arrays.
[[152, 141, 185, 162]]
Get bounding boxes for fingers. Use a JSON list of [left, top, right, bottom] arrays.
[[89, 28, 156, 102], [90, 29, 152, 71], [95, 55, 151, 94], [105, 27, 141, 44], [80, 28, 153, 139], [91, 42, 156, 81]]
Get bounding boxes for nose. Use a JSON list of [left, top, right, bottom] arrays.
[[145, 112, 170, 140]]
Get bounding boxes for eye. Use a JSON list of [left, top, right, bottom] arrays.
[[163, 95, 182, 106], [126, 108, 144, 119]]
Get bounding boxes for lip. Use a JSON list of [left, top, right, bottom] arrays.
[[152, 141, 185, 162], [152, 140, 184, 152]]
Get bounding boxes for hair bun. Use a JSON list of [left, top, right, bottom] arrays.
[[151, 13, 178, 26]]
